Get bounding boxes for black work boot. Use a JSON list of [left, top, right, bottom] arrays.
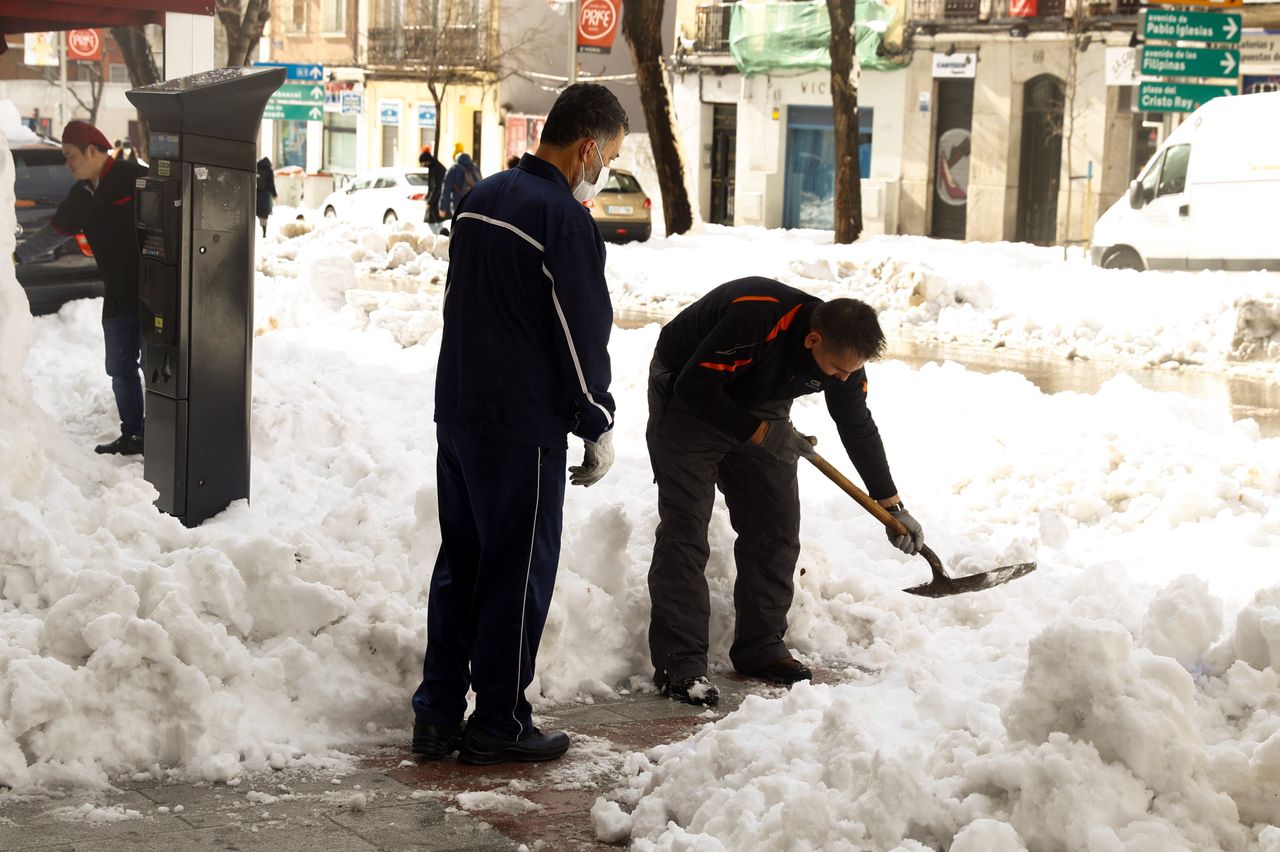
[[739, 656, 812, 686], [661, 675, 719, 707], [95, 433, 144, 456], [456, 721, 570, 766], [411, 720, 464, 760]]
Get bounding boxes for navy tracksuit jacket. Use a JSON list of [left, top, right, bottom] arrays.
[[414, 153, 614, 740]]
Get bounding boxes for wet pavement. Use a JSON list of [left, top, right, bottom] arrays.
[[0, 669, 861, 851]]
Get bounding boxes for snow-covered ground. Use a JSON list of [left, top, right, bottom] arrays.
[[5, 124, 1280, 848]]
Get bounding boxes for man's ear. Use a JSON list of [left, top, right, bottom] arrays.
[[804, 331, 822, 350]]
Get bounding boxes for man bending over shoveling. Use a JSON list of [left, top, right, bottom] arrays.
[[646, 277, 924, 706]]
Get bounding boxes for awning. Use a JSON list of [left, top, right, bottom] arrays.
[[1, 0, 213, 37]]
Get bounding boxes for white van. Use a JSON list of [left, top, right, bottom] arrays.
[[1090, 90, 1280, 271]]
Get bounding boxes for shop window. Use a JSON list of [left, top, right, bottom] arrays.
[[324, 113, 357, 175], [276, 120, 307, 169]]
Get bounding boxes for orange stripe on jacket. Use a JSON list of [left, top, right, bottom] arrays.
[[732, 295, 780, 303], [765, 304, 803, 341], [699, 358, 754, 372]]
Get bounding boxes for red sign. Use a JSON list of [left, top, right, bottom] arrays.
[[577, 0, 620, 55], [1009, 0, 1037, 15], [66, 29, 102, 61]]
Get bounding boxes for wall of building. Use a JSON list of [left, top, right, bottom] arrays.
[[674, 65, 908, 233]]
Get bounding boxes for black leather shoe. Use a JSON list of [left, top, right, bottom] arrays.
[[411, 720, 464, 760], [95, 434, 144, 456], [456, 722, 569, 766], [740, 656, 812, 686], [661, 676, 719, 707]]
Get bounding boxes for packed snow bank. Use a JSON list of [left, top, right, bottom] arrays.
[[5, 209, 1280, 852], [266, 218, 1280, 378]]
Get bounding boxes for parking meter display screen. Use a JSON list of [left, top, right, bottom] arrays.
[[151, 132, 179, 160], [139, 189, 162, 231]]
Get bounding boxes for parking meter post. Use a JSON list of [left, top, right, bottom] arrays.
[[126, 66, 286, 527]]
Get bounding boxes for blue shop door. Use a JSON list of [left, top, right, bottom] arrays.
[[783, 106, 873, 230]]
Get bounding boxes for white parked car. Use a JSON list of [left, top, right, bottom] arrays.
[[1091, 91, 1280, 272], [319, 168, 432, 225]]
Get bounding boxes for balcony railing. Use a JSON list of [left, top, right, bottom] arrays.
[[694, 3, 734, 53], [910, 0, 1138, 22], [367, 25, 487, 67]]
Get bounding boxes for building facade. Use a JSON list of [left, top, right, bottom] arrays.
[[673, 0, 1280, 246]]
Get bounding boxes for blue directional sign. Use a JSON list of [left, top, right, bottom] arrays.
[[253, 61, 325, 81]]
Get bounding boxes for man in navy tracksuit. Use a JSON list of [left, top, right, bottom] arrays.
[[646, 278, 926, 706], [412, 84, 628, 765]]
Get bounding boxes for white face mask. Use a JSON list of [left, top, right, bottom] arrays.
[[572, 144, 609, 203]]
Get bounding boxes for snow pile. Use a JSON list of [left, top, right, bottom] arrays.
[[601, 615, 1270, 850], [4, 191, 1280, 852], [261, 221, 1280, 377]]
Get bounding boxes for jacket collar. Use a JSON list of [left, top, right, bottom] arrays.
[[517, 153, 572, 193]]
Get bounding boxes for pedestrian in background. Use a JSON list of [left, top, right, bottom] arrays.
[[256, 157, 277, 238], [438, 150, 482, 235], [411, 83, 628, 766], [419, 147, 447, 235], [14, 120, 148, 455]]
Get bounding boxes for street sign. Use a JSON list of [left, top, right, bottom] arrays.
[[1140, 0, 1242, 6], [1141, 45, 1240, 78], [262, 103, 324, 121], [1138, 81, 1238, 112], [271, 82, 326, 104], [1142, 9, 1242, 44], [253, 62, 325, 81]]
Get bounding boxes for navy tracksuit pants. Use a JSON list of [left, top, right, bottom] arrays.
[[412, 423, 566, 741]]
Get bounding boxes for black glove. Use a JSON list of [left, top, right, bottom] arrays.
[[758, 419, 816, 465], [886, 503, 925, 555]]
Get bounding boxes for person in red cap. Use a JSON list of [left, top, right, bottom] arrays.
[[15, 120, 149, 455]]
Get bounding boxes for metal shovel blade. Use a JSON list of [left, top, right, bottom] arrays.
[[903, 546, 1037, 598]]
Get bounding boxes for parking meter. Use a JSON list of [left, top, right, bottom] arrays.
[[126, 66, 285, 526]]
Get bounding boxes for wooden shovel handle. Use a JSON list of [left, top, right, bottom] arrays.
[[806, 453, 910, 537]]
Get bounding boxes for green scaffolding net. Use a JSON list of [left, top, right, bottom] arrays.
[[728, 0, 903, 76]]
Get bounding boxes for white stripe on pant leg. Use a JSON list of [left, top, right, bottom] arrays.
[[512, 446, 542, 740]]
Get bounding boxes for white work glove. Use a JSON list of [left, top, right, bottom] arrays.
[[886, 503, 925, 555], [569, 430, 614, 487]]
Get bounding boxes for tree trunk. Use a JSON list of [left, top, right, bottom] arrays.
[[217, 0, 270, 67], [621, 0, 693, 237], [110, 26, 162, 160], [827, 0, 862, 244]]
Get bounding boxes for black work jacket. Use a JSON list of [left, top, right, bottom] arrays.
[[655, 276, 897, 499], [51, 156, 147, 319]]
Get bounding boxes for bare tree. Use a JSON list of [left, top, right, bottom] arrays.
[[382, 0, 548, 156], [216, 0, 272, 67], [44, 61, 106, 127], [110, 26, 163, 159], [827, 0, 862, 244], [621, 0, 692, 236]]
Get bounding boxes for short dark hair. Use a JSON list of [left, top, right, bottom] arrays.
[[539, 83, 629, 147], [811, 298, 886, 360]]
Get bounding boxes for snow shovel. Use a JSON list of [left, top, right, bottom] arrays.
[[806, 453, 1036, 597]]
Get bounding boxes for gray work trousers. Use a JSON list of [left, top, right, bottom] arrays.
[[646, 357, 802, 684]]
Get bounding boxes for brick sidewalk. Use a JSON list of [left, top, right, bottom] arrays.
[[0, 670, 853, 851]]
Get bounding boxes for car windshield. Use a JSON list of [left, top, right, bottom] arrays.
[[13, 148, 75, 203], [603, 172, 641, 193], [404, 173, 431, 186]]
